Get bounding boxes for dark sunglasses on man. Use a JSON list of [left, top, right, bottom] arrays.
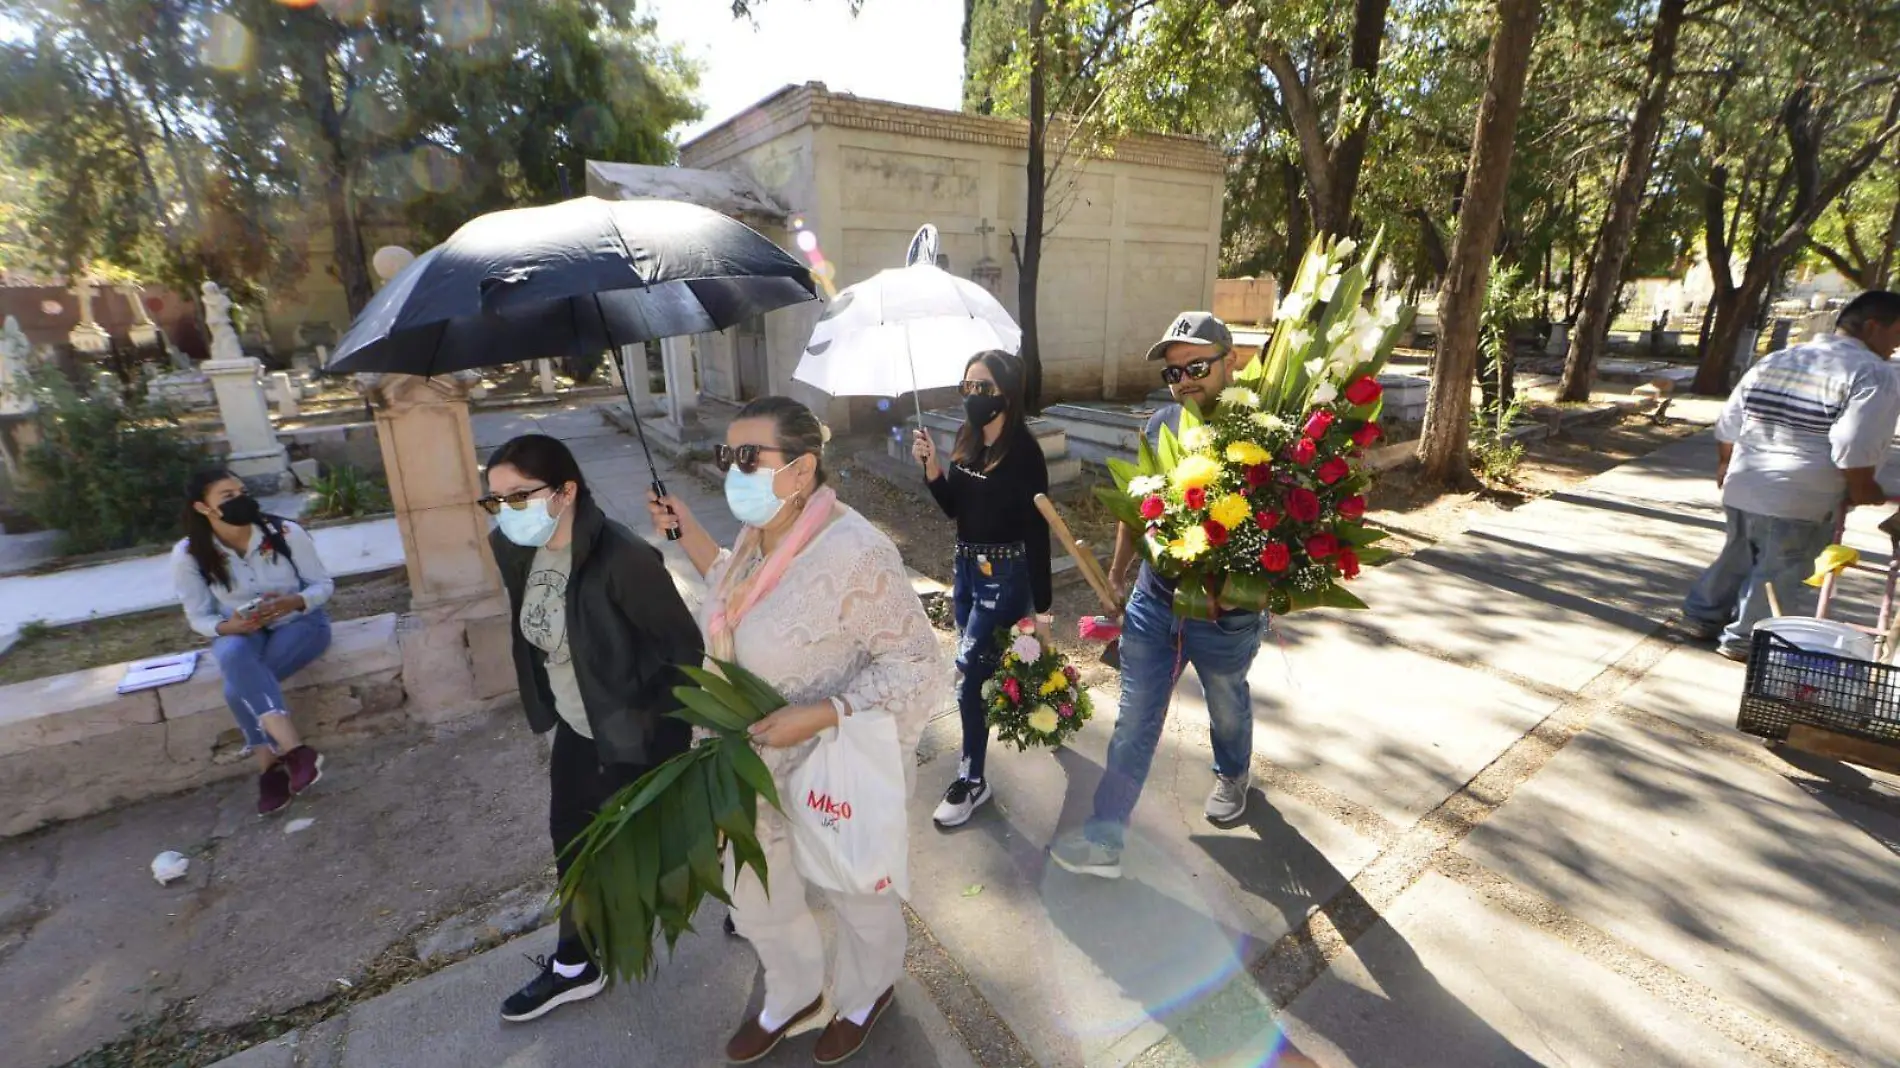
[[714, 443, 801, 474], [1159, 358, 1218, 386], [476, 485, 550, 515], [958, 380, 1002, 398]]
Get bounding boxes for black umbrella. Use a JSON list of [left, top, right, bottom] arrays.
[[324, 196, 817, 537]]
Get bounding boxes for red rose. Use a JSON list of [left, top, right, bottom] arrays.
[[1260, 542, 1291, 572], [1203, 520, 1230, 546], [1140, 495, 1165, 520], [1256, 510, 1281, 531], [1345, 377, 1383, 406], [1338, 549, 1361, 579], [1245, 463, 1273, 487], [1303, 409, 1336, 439], [1338, 495, 1367, 520], [1184, 486, 1207, 511], [1290, 438, 1317, 465], [1306, 533, 1339, 559], [1317, 457, 1351, 485], [1285, 487, 1321, 523], [1351, 422, 1384, 448]]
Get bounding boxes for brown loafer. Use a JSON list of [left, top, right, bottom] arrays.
[[812, 987, 894, 1066], [725, 994, 825, 1065]]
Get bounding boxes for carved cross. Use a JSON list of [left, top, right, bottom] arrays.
[[975, 217, 996, 258], [69, 278, 99, 326]]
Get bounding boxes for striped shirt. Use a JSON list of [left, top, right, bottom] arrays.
[[1717, 334, 1900, 521]]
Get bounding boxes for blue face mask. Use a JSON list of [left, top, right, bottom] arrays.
[[495, 496, 562, 547], [724, 464, 790, 528]]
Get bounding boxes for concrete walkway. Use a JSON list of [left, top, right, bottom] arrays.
[[196, 423, 1900, 1067]]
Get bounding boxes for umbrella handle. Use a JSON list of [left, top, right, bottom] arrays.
[[653, 478, 682, 541]]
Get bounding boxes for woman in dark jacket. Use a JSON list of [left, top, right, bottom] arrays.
[[911, 349, 1052, 828], [481, 434, 703, 1023]]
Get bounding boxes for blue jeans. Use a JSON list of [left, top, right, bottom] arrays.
[[1086, 585, 1265, 850], [1683, 507, 1836, 652], [953, 550, 1032, 781], [212, 611, 333, 752]]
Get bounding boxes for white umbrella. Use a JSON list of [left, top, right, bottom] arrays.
[[792, 225, 1021, 425]]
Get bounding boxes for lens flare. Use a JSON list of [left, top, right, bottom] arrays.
[[410, 145, 462, 193], [795, 230, 819, 253], [201, 13, 252, 72], [434, 0, 494, 47]]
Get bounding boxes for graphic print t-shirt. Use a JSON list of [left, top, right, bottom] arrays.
[[520, 543, 592, 738]]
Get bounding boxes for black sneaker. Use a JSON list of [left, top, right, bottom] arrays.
[[932, 778, 992, 827], [500, 954, 606, 1023]]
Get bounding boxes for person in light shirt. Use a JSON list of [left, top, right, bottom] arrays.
[[1680, 290, 1900, 660]]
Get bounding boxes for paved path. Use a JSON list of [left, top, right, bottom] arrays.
[[186, 420, 1897, 1068]]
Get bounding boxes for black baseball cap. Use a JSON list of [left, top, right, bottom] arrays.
[[1145, 311, 1233, 361]]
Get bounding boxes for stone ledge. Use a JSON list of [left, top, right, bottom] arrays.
[[155, 614, 402, 720], [0, 667, 162, 753]]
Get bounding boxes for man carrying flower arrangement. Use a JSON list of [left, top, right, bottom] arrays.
[[1052, 311, 1270, 878], [1050, 237, 1407, 881]]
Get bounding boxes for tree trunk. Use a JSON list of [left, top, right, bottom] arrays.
[[1282, 158, 1308, 288], [1876, 160, 1900, 289], [1018, 0, 1048, 413], [294, 40, 372, 317], [1416, 0, 1543, 484], [1318, 0, 1392, 235], [1559, 0, 1686, 401], [1695, 285, 1764, 393]]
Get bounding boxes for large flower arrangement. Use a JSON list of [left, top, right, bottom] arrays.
[[983, 618, 1094, 750], [1096, 235, 1411, 617]]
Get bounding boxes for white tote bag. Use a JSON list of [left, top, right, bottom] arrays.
[[785, 711, 910, 897]]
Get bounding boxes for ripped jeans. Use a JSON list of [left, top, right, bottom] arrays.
[[952, 546, 1032, 782], [211, 611, 332, 752]]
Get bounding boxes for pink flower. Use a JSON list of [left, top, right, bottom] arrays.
[[1063, 665, 1080, 683], [1002, 677, 1022, 704], [1140, 495, 1166, 520], [1059, 703, 1076, 718]]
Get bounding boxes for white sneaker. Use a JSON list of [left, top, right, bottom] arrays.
[[932, 778, 992, 827], [1049, 829, 1122, 879], [1205, 772, 1251, 825]]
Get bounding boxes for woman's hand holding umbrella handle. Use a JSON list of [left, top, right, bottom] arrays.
[[912, 430, 941, 480], [648, 489, 719, 577]]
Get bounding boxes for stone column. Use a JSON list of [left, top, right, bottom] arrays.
[[205, 357, 291, 490], [361, 373, 514, 721], [619, 343, 657, 416], [660, 334, 699, 431], [537, 359, 557, 396]]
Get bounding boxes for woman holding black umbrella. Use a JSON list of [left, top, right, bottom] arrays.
[[481, 434, 704, 1023]]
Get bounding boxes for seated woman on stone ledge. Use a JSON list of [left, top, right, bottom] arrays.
[[171, 467, 335, 818]]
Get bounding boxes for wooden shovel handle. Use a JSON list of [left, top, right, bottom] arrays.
[[1034, 493, 1121, 616]]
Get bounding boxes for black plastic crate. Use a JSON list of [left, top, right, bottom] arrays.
[[1738, 630, 1900, 744]]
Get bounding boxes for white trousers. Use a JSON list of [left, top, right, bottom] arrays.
[[729, 803, 906, 1023]]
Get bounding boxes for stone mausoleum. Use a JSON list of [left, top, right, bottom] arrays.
[[589, 82, 1225, 433]]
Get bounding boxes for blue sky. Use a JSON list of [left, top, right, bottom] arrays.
[[647, 0, 967, 141]]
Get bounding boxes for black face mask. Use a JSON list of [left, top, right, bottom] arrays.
[[962, 393, 1007, 429], [218, 494, 261, 526]]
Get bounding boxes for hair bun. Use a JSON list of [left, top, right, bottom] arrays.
[[819, 422, 832, 445]]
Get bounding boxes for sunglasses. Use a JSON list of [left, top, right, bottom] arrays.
[[476, 484, 550, 515], [958, 380, 1001, 398], [715, 443, 800, 474], [1160, 358, 1218, 386]]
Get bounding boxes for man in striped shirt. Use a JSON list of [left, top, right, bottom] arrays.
[[1682, 290, 1900, 660]]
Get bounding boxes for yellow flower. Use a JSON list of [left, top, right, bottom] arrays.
[[1040, 670, 1068, 695], [1170, 454, 1221, 492], [1028, 706, 1060, 734], [1225, 441, 1269, 467], [1209, 493, 1251, 530], [1167, 525, 1210, 562]]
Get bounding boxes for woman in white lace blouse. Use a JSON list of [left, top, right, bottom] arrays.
[[649, 396, 945, 1066]]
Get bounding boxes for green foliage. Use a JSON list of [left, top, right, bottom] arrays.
[[306, 465, 391, 521], [18, 372, 209, 556], [0, 1, 700, 296], [559, 659, 785, 983]]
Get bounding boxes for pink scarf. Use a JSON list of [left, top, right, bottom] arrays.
[[707, 486, 841, 661]]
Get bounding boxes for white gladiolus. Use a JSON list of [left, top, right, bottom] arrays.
[[1277, 292, 1313, 323], [1285, 326, 1313, 353], [1311, 381, 1340, 405], [1304, 357, 1326, 379], [1377, 293, 1404, 327], [1127, 474, 1165, 497], [1319, 274, 1341, 301], [1336, 238, 1358, 258], [1217, 386, 1260, 409]]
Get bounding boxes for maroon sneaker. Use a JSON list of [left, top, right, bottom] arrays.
[[257, 763, 292, 817], [283, 745, 324, 794]]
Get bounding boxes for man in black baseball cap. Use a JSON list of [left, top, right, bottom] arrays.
[[1050, 309, 1267, 880]]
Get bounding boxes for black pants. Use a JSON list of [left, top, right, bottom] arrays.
[[548, 719, 686, 964]]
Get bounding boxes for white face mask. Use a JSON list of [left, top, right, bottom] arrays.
[[496, 495, 563, 547]]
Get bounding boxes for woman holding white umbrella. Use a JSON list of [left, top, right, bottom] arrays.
[[912, 349, 1052, 827]]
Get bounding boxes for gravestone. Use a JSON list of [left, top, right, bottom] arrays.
[[67, 278, 111, 355], [202, 281, 291, 491], [0, 317, 38, 487], [269, 371, 301, 417], [536, 359, 557, 396], [120, 285, 162, 353]]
